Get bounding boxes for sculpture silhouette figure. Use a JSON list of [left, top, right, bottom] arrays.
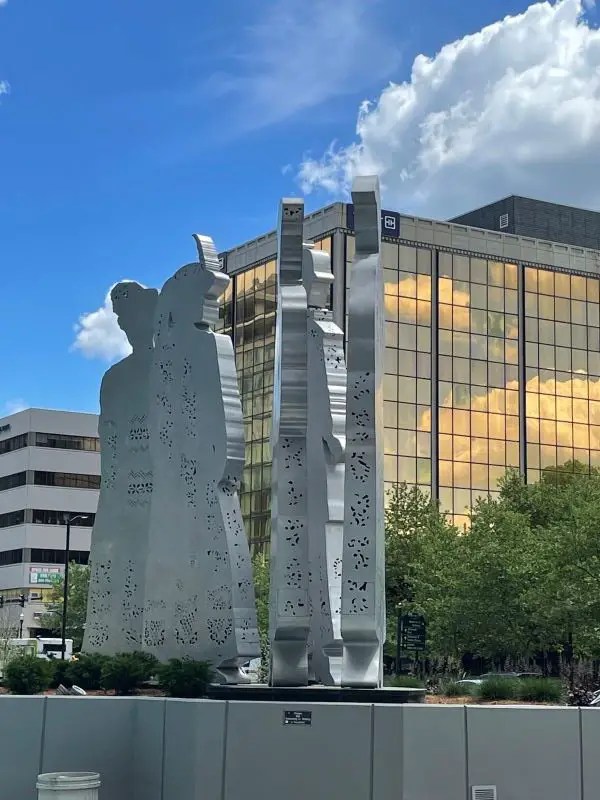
[[84, 281, 159, 654], [304, 244, 346, 685], [142, 237, 259, 679]]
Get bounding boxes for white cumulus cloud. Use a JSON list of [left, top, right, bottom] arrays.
[[72, 284, 135, 362], [299, 0, 600, 218], [1, 399, 27, 416]]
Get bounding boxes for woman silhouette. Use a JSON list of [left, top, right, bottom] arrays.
[[84, 281, 158, 654], [142, 237, 258, 679]]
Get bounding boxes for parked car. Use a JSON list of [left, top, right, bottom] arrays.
[[456, 671, 542, 688]]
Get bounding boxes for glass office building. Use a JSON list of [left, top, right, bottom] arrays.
[[219, 202, 600, 548]]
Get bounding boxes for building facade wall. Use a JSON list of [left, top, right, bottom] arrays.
[[452, 196, 600, 251], [0, 408, 100, 635], [222, 207, 600, 546], [450, 196, 516, 236]]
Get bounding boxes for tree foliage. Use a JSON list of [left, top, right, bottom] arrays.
[[41, 564, 90, 651], [385, 469, 600, 665], [252, 553, 270, 680]]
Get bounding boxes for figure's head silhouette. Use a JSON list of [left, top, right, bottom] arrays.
[[162, 235, 229, 330], [111, 281, 159, 352], [302, 245, 333, 309]]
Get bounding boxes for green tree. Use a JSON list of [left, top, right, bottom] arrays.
[[41, 564, 90, 651], [534, 474, 600, 660], [385, 468, 600, 669], [384, 483, 463, 657], [457, 496, 540, 662], [252, 553, 270, 679]]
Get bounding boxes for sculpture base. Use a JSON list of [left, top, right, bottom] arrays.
[[205, 683, 425, 704]]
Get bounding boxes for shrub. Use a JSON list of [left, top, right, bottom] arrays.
[[443, 680, 472, 697], [568, 685, 595, 707], [129, 650, 159, 676], [518, 678, 563, 704], [5, 655, 51, 695], [100, 652, 156, 696], [49, 658, 72, 689], [389, 675, 425, 689], [477, 677, 518, 702], [157, 658, 213, 698], [66, 653, 108, 690]]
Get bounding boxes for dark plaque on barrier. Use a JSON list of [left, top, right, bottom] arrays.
[[283, 710, 312, 726]]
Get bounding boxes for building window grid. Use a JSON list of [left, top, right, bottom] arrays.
[[437, 254, 520, 527], [224, 229, 600, 541], [524, 267, 600, 483], [30, 548, 89, 565], [382, 241, 433, 500], [31, 510, 95, 527], [34, 432, 100, 452], [229, 237, 333, 552], [33, 471, 101, 490], [0, 472, 27, 492], [0, 549, 23, 566], [0, 433, 28, 455], [235, 258, 276, 552], [0, 510, 25, 529]]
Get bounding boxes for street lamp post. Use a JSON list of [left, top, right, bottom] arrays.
[[61, 514, 89, 660]]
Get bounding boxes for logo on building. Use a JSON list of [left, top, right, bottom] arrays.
[[346, 205, 400, 238]]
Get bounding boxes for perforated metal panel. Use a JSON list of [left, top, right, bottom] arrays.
[[472, 786, 497, 800]]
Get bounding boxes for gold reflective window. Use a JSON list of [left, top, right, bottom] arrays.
[[488, 261, 504, 287], [525, 292, 538, 316], [588, 279, 600, 303], [470, 258, 487, 284], [525, 268, 538, 292], [555, 273, 570, 297], [386, 324, 399, 348], [572, 275, 586, 300], [418, 248, 432, 274], [538, 270, 554, 295], [555, 297, 571, 323], [417, 326, 431, 352], [438, 251, 452, 278], [488, 287, 504, 312], [505, 289, 518, 314], [453, 254, 469, 281], [471, 360, 487, 386], [572, 299, 586, 324], [398, 271, 416, 298], [470, 283, 487, 309], [539, 295, 554, 319], [505, 263, 518, 290]]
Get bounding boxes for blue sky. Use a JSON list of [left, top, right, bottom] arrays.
[[1, 0, 599, 414]]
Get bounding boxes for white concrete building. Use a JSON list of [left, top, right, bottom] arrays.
[[0, 408, 100, 636]]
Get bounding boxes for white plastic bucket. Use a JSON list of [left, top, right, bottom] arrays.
[[37, 772, 100, 800]]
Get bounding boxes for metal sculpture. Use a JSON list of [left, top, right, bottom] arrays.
[[84, 281, 159, 655], [304, 244, 346, 685], [141, 236, 259, 679], [340, 176, 386, 687], [269, 199, 311, 686]]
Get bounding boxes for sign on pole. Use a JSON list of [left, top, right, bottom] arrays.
[[399, 613, 426, 652]]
